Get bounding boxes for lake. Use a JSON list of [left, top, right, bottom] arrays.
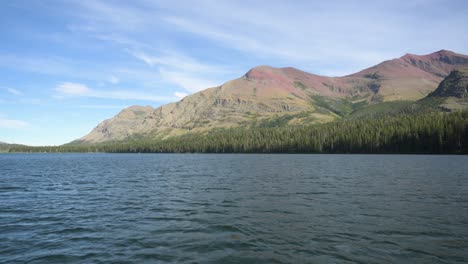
[[0, 154, 467, 263]]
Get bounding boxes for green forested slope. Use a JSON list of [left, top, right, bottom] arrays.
[[10, 110, 468, 154]]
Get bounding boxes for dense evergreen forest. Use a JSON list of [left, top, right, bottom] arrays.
[[8, 110, 468, 154]]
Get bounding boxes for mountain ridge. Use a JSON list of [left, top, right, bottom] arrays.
[[75, 50, 468, 144]]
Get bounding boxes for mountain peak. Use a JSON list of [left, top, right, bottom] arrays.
[[117, 105, 154, 118], [244, 65, 278, 79], [402, 49, 468, 61], [123, 105, 153, 111], [432, 49, 455, 56], [401, 49, 455, 59]]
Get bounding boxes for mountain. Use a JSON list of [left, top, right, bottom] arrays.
[[350, 50, 468, 101], [77, 66, 374, 143], [429, 68, 468, 98], [0, 141, 11, 152], [427, 68, 468, 110], [76, 50, 468, 144]]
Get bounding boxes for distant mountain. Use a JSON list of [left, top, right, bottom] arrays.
[[75, 50, 468, 144], [350, 50, 468, 101], [0, 141, 11, 152]]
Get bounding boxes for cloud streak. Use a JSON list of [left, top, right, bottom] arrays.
[[0, 118, 30, 129], [7, 88, 22, 95], [1, 86, 23, 96], [129, 50, 228, 92], [174, 92, 188, 99], [55, 82, 176, 102], [158, 0, 468, 75]]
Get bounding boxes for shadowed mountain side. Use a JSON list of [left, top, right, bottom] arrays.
[[427, 68, 468, 111]]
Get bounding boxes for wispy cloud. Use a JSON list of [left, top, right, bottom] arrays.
[[78, 104, 128, 109], [129, 50, 229, 73], [1, 86, 23, 96], [108, 75, 120, 84], [65, 1, 234, 93], [159, 69, 219, 92], [0, 116, 30, 129], [129, 50, 226, 92], [55, 82, 176, 102], [7, 87, 22, 95], [65, 1, 399, 76], [0, 53, 103, 80], [158, 1, 468, 75], [56, 82, 90, 95], [174, 92, 188, 99], [72, 1, 153, 32]]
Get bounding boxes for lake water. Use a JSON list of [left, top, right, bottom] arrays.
[[0, 154, 467, 263]]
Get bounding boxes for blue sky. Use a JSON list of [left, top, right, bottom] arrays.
[[1, 0, 467, 145]]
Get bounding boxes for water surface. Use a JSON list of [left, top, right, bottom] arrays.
[[1, 154, 467, 263]]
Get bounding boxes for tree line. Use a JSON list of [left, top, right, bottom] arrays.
[[8, 110, 468, 154]]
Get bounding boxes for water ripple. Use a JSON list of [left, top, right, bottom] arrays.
[[0, 153, 467, 263]]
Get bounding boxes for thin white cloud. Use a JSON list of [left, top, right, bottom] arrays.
[[158, 1, 468, 75], [56, 82, 91, 95], [159, 69, 219, 92], [64, 1, 401, 76], [129, 50, 227, 92], [35, 0, 468, 78], [131, 51, 155, 66], [108, 75, 120, 84], [0, 54, 105, 80], [129, 50, 229, 73], [64, 1, 233, 94], [0, 53, 151, 87], [174, 92, 188, 99], [55, 82, 176, 102], [19, 98, 42, 105], [0, 118, 30, 129], [7, 88, 22, 95], [1, 86, 23, 96], [72, 1, 152, 32], [131, 52, 227, 93], [78, 104, 128, 109]]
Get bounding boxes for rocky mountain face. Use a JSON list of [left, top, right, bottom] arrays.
[[429, 68, 468, 98], [427, 68, 468, 111], [76, 50, 468, 144]]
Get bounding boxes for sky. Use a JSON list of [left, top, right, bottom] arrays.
[[0, 0, 467, 145]]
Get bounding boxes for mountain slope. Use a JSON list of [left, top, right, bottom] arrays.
[[350, 50, 468, 101], [427, 68, 468, 111], [77, 66, 374, 143], [349, 68, 468, 119], [76, 50, 468, 144], [429, 68, 468, 98]]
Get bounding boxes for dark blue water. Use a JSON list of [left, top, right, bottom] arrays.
[[0, 154, 467, 263]]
